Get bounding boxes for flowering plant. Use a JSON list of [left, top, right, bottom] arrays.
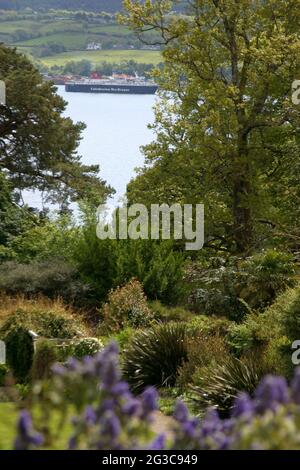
[[14, 342, 300, 450], [15, 343, 161, 450]]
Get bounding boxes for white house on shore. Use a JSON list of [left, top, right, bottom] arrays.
[[86, 42, 102, 51]]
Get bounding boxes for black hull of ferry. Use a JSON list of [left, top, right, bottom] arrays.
[[65, 83, 158, 95]]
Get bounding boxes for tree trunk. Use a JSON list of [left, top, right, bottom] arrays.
[[232, 130, 253, 253]]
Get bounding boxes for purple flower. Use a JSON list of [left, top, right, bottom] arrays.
[[122, 398, 141, 417], [217, 435, 233, 450], [254, 375, 290, 413], [199, 409, 231, 450], [201, 408, 221, 436], [149, 434, 166, 450], [141, 387, 158, 417], [14, 411, 44, 450], [82, 356, 97, 377], [51, 364, 67, 375], [181, 417, 199, 439], [69, 436, 78, 450], [174, 401, 190, 423], [232, 392, 254, 418], [66, 357, 80, 371], [100, 411, 121, 440], [100, 358, 121, 390], [111, 381, 130, 397], [99, 398, 115, 413], [85, 406, 97, 425]]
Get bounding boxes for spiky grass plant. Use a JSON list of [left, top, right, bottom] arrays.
[[123, 322, 188, 393], [192, 357, 270, 416]]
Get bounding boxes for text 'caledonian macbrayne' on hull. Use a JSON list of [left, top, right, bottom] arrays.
[[65, 77, 158, 95]]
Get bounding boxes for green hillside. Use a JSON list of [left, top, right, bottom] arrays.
[[0, 1, 123, 12]]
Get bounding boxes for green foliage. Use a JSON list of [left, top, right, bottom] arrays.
[[192, 357, 272, 416], [190, 257, 251, 321], [31, 340, 58, 381], [0, 44, 111, 205], [72, 338, 104, 359], [277, 286, 300, 342], [177, 333, 228, 392], [239, 250, 296, 310], [5, 215, 79, 263], [234, 406, 300, 450], [5, 328, 34, 383], [225, 286, 300, 376], [111, 327, 135, 350], [0, 173, 34, 252], [123, 0, 300, 253], [123, 322, 188, 393], [0, 305, 87, 340], [135, 241, 186, 305], [15, 384, 30, 400], [73, 223, 120, 302], [0, 364, 8, 387], [186, 315, 233, 338], [75, 221, 186, 304], [101, 279, 154, 333], [150, 301, 194, 323], [226, 314, 273, 357], [0, 260, 91, 305], [190, 251, 296, 321]]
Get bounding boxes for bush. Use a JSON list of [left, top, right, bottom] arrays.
[[186, 315, 233, 337], [237, 284, 300, 349], [188, 250, 296, 321], [226, 316, 270, 357], [177, 333, 228, 391], [0, 299, 88, 340], [75, 224, 186, 305], [277, 286, 300, 341], [189, 257, 250, 321], [225, 289, 300, 375], [0, 364, 8, 386], [72, 338, 104, 359], [31, 340, 58, 381], [136, 241, 186, 305], [150, 301, 194, 323], [191, 356, 272, 416], [112, 327, 135, 350], [239, 250, 296, 310], [123, 323, 188, 393], [0, 260, 91, 305], [74, 231, 120, 302], [101, 279, 154, 333], [5, 327, 34, 383]]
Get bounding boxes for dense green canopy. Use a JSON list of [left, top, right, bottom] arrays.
[[123, 0, 300, 253]]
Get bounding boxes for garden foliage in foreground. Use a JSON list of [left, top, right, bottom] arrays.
[[14, 342, 300, 450]]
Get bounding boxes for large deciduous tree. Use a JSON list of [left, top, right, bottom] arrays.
[[0, 45, 112, 206], [123, 0, 300, 253]]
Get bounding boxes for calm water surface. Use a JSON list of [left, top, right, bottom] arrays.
[[24, 86, 156, 208]]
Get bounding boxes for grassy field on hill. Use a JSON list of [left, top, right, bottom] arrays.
[[0, 13, 161, 69]]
